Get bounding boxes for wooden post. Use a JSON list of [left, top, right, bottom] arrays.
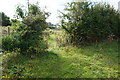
[[8, 27, 10, 35]]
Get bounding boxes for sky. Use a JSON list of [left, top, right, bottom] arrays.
[[0, 0, 120, 24]]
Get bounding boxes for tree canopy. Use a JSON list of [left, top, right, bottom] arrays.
[[60, 2, 119, 45], [0, 12, 11, 26]]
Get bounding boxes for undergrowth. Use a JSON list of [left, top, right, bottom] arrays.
[[1, 30, 119, 78]]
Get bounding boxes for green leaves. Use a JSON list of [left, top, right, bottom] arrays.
[[2, 34, 20, 51], [29, 4, 39, 15], [0, 12, 11, 26], [16, 6, 24, 19], [17, 4, 48, 53], [60, 1, 119, 45]]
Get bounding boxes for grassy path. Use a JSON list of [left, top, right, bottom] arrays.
[[23, 31, 119, 78], [1, 30, 119, 78]]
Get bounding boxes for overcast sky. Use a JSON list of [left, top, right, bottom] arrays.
[[0, 0, 119, 24]]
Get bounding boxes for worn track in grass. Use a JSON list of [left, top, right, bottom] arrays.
[[1, 30, 119, 78]]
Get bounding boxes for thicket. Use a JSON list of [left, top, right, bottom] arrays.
[[60, 2, 120, 46], [2, 3, 49, 54], [0, 12, 11, 26]]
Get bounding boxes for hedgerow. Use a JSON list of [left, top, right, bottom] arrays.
[[60, 2, 119, 46]]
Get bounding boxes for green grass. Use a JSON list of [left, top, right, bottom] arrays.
[[1, 30, 119, 78]]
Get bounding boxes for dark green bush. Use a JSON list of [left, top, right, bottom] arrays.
[[15, 4, 49, 54], [2, 4, 49, 53], [2, 34, 20, 51], [60, 2, 119, 45]]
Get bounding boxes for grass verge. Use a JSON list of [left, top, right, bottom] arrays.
[[1, 30, 119, 78]]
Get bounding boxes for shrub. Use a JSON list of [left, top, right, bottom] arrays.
[[15, 4, 49, 54], [60, 2, 119, 46], [2, 34, 20, 51], [2, 3, 49, 53]]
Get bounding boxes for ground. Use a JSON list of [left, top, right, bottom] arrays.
[[1, 30, 119, 78]]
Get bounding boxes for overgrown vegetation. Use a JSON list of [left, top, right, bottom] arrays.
[[60, 2, 119, 45], [2, 3, 49, 54], [1, 1, 119, 79], [0, 12, 11, 26], [2, 30, 119, 78]]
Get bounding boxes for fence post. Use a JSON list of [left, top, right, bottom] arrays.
[[8, 27, 10, 35]]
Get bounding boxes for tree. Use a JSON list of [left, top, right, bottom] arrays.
[[2, 3, 50, 53], [60, 2, 119, 45], [16, 3, 49, 53], [11, 19, 20, 26], [0, 12, 11, 26], [16, 6, 24, 19]]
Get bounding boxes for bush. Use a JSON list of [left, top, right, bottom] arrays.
[[15, 4, 49, 54], [60, 2, 119, 45], [2, 3, 49, 53], [2, 34, 20, 51]]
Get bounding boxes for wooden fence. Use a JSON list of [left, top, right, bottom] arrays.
[[1, 27, 11, 36]]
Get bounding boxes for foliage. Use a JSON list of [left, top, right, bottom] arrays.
[[11, 19, 20, 27], [60, 2, 120, 45], [2, 51, 27, 78], [1, 3, 49, 54], [2, 33, 20, 51], [0, 12, 11, 26], [2, 32, 119, 78], [2, 3, 49, 53], [17, 4, 48, 53], [16, 5, 25, 19], [29, 4, 40, 15]]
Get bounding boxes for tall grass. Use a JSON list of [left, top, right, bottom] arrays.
[[1, 30, 119, 78]]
